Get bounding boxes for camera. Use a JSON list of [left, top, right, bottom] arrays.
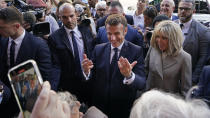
[[11, 0, 50, 37], [145, 27, 154, 40], [74, 4, 90, 26]]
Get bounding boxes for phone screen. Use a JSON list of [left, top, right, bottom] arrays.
[[8, 61, 42, 116]]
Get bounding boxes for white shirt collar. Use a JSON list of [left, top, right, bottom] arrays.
[[9, 30, 25, 45], [111, 40, 125, 51], [134, 11, 143, 18], [179, 19, 192, 29], [64, 25, 79, 35]]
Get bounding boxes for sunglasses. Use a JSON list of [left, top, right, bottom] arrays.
[[178, 7, 192, 11]]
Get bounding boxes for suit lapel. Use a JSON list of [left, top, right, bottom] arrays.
[[119, 41, 128, 59], [150, 48, 163, 79], [183, 20, 194, 49], [1, 38, 9, 66], [78, 26, 88, 56], [60, 26, 74, 54], [105, 43, 111, 78], [163, 56, 177, 70], [16, 33, 28, 65]]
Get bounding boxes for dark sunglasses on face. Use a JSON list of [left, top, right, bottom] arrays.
[[178, 7, 192, 11], [97, 8, 106, 11]]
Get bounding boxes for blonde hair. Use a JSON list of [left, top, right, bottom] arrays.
[[151, 20, 183, 56]]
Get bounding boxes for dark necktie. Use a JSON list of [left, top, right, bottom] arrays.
[[10, 40, 15, 67], [70, 31, 82, 73], [180, 24, 184, 29], [110, 48, 118, 74]]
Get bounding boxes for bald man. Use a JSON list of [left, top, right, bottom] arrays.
[[48, 3, 94, 104]]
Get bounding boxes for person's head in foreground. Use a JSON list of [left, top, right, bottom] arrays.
[[130, 90, 210, 118]]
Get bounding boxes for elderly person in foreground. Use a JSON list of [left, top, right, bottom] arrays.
[[145, 20, 192, 96], [130, 90, 210, 118]]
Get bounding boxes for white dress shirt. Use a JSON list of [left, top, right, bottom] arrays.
[[64, 26, 84, 65], [7, 30, 25, 66], [179, 19, 192, 42], [133, 11, 144, 30]]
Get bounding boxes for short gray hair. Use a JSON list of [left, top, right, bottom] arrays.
[[59, 3, 75, 15], [161, 0, 175, 7], [57, 91, 77, 110], [130, 90, 210, 118], [95, 1, 106, 10]]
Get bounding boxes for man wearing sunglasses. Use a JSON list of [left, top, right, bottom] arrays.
[[174, 0, 210, 85]]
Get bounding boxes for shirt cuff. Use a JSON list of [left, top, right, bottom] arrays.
[[83, 71, 90, 80], [123, 72, 135, 85]]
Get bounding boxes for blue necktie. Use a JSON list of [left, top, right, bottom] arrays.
[[10, 40, 15, 67], [110, 48, 118, 75], [70, 31, 82, 74]]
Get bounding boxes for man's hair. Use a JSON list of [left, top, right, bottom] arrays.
[[57, 0, 72, 12], [161, 0, 175, 7], [109, 1, 124, 13], [95, 1, 106, 10], [59, 3, 75, 15], [130, 90, 210, 118], [152, 14, 170, 28], [179, 0, 195, 9], [105, 14, 127, 28], [151, 20, 183, 56], [0, 6, 23, 25], [143, 5, 158, 20]]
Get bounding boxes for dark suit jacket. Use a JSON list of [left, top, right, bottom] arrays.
[[182, 19, 210, 84], [89, 40, 146, 118], [96, 15, 134, 32], [95, 25, 143, 47], [0, 31, 52, 117], [172, 15, 179, 21], [174, 19, 210, 83], [0, 80, 11, 104], [48, 25, 94, 103], [193, 65, 210, 105]]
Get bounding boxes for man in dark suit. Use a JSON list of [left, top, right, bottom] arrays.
[[0, 7, 52, 117], [48, 3, 94, 104], [192, 65, 210, 106], [160, 0, 179, 21], [82, 14, 146, 118], [96, 1, 134, 32], [175, 0, 210, 84]]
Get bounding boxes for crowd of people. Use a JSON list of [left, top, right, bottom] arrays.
[[0, 0, 210, 118]]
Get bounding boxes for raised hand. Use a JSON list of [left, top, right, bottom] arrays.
[[118, 56, 137, 78], [82, 54, 93, 75]]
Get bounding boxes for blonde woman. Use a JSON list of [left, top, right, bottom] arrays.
[[145, 20, 192, 96]]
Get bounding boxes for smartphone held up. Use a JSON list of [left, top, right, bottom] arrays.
[[7, 60, 43, 118]]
